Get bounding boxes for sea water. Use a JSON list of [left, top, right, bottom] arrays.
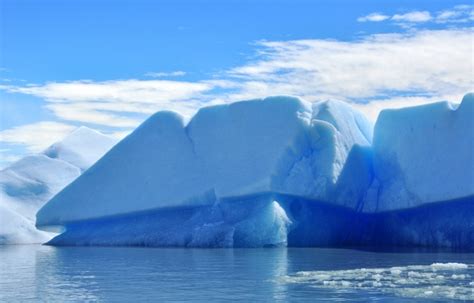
[[0, 246, 473, 302]]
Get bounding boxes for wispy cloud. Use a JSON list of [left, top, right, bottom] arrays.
[[436, 5, 474, 23], [145, 71, 187, 78], [3, 79, 210, 104], [358, 4, 473, 26], [2, 28, 472, 125], [1, 79, 218, 127], [0, 19, 472, 164], [392, 11, 432, 23], [225, 28, 473, 120], [0, 121, 76, 153], [45, 103, 141, 128]]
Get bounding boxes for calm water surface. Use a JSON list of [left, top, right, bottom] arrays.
[[0, 245, 473, 302]]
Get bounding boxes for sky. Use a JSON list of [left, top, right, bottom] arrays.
[[0, 0, 473, 168]]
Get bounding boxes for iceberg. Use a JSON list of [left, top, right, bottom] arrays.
[[36, 94, 474, 249], [37, 97, 372, 227], [0, 127, 117, 244]]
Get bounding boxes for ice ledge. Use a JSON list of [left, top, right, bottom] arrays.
[[45, 194, 474, 250]]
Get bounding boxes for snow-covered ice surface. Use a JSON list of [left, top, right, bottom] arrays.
[[280, 262, 474, 301], [37, 94, 474, 249], [0, 127, 117, 244], [44, 126, 118, 171]]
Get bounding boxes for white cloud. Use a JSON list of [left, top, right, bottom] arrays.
[[0, 24, 472, 167], [2, 28, 472, 128], [435, 5, 474, 23], [0, 121, 76, 153], [437, 10, 459, 21], [392, 11, 432, 23], [227, 29, 473, 107], [2, 79, 218, 127], [357, 13, 390, 22], [2, 29, 472, 127], [358, 4, 473, 25], [145, 71, 187, 77], [5, 79, 211, 104], [45, 103, 141, 128]]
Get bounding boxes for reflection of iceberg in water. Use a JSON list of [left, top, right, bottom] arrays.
[[269, 248, 289, 301], [0, 246, 100, 301], [0, 246, 38, 299], [32, 246, 292, 301], [35, 247, 100, 301]]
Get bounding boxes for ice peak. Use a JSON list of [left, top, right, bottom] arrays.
[[43, 126, 117, 171]]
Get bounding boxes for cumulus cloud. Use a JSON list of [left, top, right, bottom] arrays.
[[357, 13, 390, 22], [0, 121, 76, 153]]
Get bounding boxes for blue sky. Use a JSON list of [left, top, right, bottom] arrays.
[[0, 0, 473, 167]]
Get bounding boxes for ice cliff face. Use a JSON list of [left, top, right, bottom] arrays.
[[365, 93, 474, 211], [0, 127, 117, 244], [36, 94, 474, 249]]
